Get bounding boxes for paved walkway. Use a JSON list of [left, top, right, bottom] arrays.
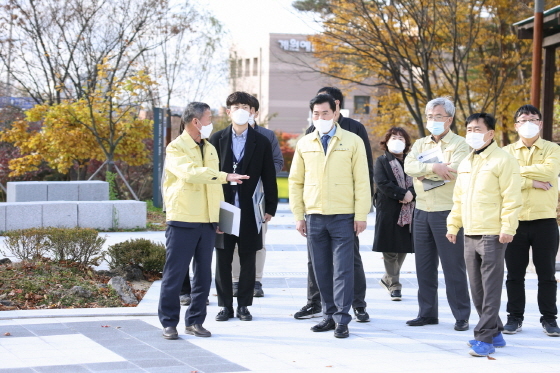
[[0, 204, 558, 372]]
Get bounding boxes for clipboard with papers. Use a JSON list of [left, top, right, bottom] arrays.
[[252, 178, 266, 233], [416, 147, 448, 191], [218, 201, 241, 236]]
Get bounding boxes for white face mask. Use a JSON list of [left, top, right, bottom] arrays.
[[387, 139, 406, 154], [231, 109, 251, 125], [248, 114, 255, 126], [313, 118, 334, 134], [199, 122, 213, 139], [426, 120, 445, 136], [518, 121, 540, 139], [465, 132, 488, 150]]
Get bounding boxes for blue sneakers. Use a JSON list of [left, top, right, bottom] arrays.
[[469, 340, 496, 357], [467, 332, 506, 348]]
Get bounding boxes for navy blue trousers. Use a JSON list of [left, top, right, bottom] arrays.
[[158, 223, 215, 327]]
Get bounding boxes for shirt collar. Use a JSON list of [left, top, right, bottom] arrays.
[[316, 122, 339, 139], [232, 127, 248, 140], [514, 136, 544, 150]]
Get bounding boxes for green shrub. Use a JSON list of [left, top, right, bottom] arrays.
[[44, 227, 106, 266], [1, 227, 106, 266], [1, 228, 50, 260], [106, 238, 166, 272]]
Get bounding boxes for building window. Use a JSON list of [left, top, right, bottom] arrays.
[[354, 96, 370, 114], [253, 57, 258, 76], [237, 59, 243, 77], [245, 59, 250, 77]]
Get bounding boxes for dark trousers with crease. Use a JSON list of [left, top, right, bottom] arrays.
[[307, 214, 355, 325], [505, 218, 558, 321], [158, 223, 215, 327], [465, 235, 506, 344], [413, 209, 471, 321], [306, 235, 367, 309], [215, 234, 256, 309]]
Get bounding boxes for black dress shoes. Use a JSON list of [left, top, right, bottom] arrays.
[[237, 306, 253, 321], [185, 324, 211, 337], [162, 326, 178, 340], [454, 319, 469, 331], [311, 318, 336, 332], [390, 290, 402, 301], [406, 317, 439, 326], [215, 307, 234, 321], [334, 323, 349, 338]]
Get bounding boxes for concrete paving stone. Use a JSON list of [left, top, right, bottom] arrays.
[[77, 181, 110, 201], [77, 201, 113, 230], [107, 320, 159, 331], [84, 361, 141, 372], [0, 326, 35, 338], [7, 182, 47, 202], [144, 366, 198, 373], [114, 350, 170, 361], [192, 364, 249, 373], [180, 356, 232, 366], [131, 358, 184, 369], [41, 202, 78, 228], [33, 365, 91, 373], [92, 338, 147, 348], [47, 182, 79, 201], [29, 329, 79, 337], [111, 201, 146, 230], [5, 203, 43, 230]]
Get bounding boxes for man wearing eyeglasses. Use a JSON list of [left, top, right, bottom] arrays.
[[404, 97, 471, 331], [502, 105, 560, 337]]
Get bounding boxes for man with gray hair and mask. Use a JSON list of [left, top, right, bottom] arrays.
[[158, 102, 249, 340], [404, 97, 471, 331]]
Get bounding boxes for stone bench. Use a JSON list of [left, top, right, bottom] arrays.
[[7, 181, 109, 202], [0, 201, 146, 231]]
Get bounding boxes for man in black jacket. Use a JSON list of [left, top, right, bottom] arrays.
[[210, 91, 278, 322], [293, 86, 373, 322]]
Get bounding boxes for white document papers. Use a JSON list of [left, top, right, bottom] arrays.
[[416, 147, 446, 191], [219, 201, 241, 236]]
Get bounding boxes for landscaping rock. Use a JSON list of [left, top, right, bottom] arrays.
[[122, 265, 145, 281], [0, 300, 14, 306], [68, 286, 93, 298], [0, 258, 12, 265], [107, 276, 138, 305]]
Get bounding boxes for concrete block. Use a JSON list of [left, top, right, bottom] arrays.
[[5, 202, 43, 230], [6, 182, 47, 202], [77, 181, 109, 201], [112, 201, 147, 229], [78, 201, 113, 230], [42, 202, 78, 228], [0, 204, 6, 232], [47, 182, 79, 201]]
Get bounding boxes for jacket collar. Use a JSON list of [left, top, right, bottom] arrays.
[[315, 122, 341, 141], [181, 130, 204, 149], [423, 130, 455, 144], [475, 140, 499, 159], [513, 136, 544, 150]]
